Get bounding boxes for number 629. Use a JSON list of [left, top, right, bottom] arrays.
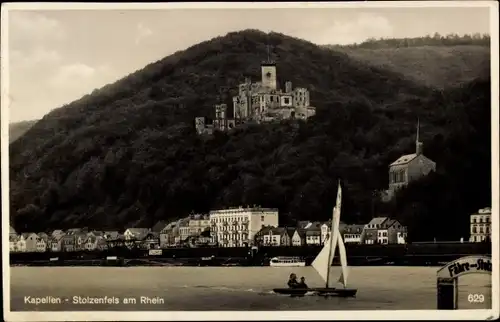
[[468, 294, 485, 303]]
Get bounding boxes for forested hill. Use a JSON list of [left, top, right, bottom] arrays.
[[9, 120, 37, 143], [326, 34, 491, 89], [9, 30, 491, 242]]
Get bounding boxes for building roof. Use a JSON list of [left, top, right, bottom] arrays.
[[66, 228, 83, 235], [390, 153, 418, 167], [178, 218, 190, 227], [37, 232, 49, 241], [103, 231, 119, 239], [367, 217, 389, 227], [381, 219, 399, 229], [21, 233, 37, 239], [10, 226, 17, 234], [305, 221, 322, 230], [51, 229, 65, 236], [9, 235, 19, 242], [306, 230, 321, 236], [126, 228, 150, 235], [293, 229, 306, 238], [342, 224, 365, 234]]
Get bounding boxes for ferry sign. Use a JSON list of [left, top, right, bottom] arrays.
[[437, 255, 492, 279]]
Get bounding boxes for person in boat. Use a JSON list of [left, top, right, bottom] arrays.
[[298, 276, 308, 289], [287, 273, 300, 288]]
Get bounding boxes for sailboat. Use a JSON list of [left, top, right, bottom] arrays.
[[273, 181, 357, 297]]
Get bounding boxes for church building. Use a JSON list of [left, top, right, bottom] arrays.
[[384, 120, 437, 201]]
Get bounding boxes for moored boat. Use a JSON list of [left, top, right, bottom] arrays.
[[269, 256, 306, 267]]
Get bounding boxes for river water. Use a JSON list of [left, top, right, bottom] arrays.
[[9, 266, 492, 311]]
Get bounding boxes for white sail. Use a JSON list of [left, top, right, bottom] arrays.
[[337, 231, 349, 287], [311, 233, 331, 285], [311, 182, 343, 288]]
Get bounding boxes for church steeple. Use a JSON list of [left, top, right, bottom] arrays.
[[416, 118, 423, 155]]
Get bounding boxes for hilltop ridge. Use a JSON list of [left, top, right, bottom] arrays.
[[9, 30, 491, 242], [326, 34, 490, 88]]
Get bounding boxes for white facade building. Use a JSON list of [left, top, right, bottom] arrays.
[[344, 233, 362, 244], [210, 207, 279, 247], [469, 207, 491, 242]]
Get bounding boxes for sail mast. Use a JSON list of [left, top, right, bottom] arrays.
[[325, 209, 335, 288], [326, 181, 342, 288]]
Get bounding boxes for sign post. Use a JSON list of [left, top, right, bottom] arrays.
[[436, 255, 492, 310]]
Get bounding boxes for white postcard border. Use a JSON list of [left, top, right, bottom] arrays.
[[1, 1, 498, 321]]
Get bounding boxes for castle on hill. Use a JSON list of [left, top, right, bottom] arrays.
[[195, 50, 316, 135]]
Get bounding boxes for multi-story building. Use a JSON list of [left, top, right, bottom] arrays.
[[178, 220, 191, 244], [255, 226, 295, 246], [10, 235, 20, 252], [210, 206, 279, 247], [195, 50, 316, 135], [361, 217, 407, 244], [291, 229, 306, 246], [383, 121, 436, 201], [469, 207, 491, 242], [35, 237, 47, 252], [48, 236, 62, 252], [342, 224, 364, 244], [159, 222, 177, 247], [320, 221, 347, 244], [21, 233, 39, 252], [188, 214, 211, 236]]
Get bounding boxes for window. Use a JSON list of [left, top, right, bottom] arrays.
[[284, 97, 290, 104], [486, 217, 490, 223], [480, 218, 483, 223], [261, 215, 265, 221]]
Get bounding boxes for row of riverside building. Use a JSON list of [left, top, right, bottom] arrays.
[[9, 207, 491, 253]]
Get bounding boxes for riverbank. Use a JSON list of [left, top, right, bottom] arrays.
[[10, 242, 491, 267]]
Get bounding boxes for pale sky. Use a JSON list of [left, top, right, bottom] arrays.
[[4, 4, 492, 122]]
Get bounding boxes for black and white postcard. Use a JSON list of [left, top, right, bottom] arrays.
[[1, 1, 498, 321]]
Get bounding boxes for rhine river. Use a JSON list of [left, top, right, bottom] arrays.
[[10, 266, 492, 311]]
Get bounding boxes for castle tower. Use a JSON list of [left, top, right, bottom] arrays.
[[285, 81, 293, 93], [416, 118, 423, 155], [261, 45, 277, 90], [215, 104, 227, 120]]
